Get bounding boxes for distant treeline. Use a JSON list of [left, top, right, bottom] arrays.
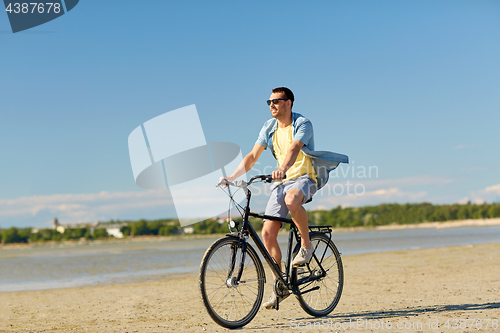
[[0, 227, 109, 245], [1, 202, 499, 245]]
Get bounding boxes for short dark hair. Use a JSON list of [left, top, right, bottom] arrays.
[[272, 87, 294, 109]]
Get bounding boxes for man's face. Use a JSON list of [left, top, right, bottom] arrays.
[[268, 92, 290, 119]]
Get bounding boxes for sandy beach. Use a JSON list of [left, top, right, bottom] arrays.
[[1, 242, 499, 333]]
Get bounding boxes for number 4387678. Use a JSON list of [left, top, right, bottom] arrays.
[[5, 3, 61, 14], [443, 319, 498, 330]]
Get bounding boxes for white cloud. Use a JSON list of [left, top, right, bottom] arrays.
[[3, 177, 490, 228], [0, 190, 176, 228], [301, 175, 457, 211], [461, 183, 500, 205], [0, 183, 240, 228], [311, 183, 427, 210], [484, 184, 500, 194]]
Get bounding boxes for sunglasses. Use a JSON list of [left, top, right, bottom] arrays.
[[266, 98, 289, 106]]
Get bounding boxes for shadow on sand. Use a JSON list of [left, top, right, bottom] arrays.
[[250, 301, 500, 330]]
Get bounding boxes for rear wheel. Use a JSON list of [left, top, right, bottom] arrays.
[[293, 233, 343, 316], [199, 236, 265, 329]]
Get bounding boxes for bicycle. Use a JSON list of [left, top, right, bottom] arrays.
[[199, 174, 344, 329]]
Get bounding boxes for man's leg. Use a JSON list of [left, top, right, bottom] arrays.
[[261, 220, 282, 279], [284, 188, 310, 249], [262, 219, 291, 309]]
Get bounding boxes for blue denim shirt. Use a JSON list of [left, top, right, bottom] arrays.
[[255, 112, 349, 190]]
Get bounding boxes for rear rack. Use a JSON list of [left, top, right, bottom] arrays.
[[308, 225, 333, 233]]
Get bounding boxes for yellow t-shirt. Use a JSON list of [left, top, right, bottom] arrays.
[[273, 124, 317, 184]]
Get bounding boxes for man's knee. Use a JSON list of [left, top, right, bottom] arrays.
[[285, 190, 304, 210]]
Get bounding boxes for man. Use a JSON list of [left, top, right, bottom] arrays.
[[222, 87, 348, 309]]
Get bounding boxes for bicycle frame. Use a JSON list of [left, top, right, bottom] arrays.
[[230, 184, 331, 296]]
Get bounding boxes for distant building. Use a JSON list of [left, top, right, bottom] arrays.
[[52, 218, 59, 229], [48, 218, 126, 238], [52, 218, 66, 233], [104, 224, 125, 238]]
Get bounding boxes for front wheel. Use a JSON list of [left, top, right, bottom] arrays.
[[293, 233, 343, 316], [199, 236, 265, 329]]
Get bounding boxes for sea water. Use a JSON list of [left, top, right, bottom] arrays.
[[1, 224, 499, 292]]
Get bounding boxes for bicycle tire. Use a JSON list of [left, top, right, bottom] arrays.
[[199, 236, 265, 329], [293, 233, 343, 317]]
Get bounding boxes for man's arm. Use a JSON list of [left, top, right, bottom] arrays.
[[272, 141, 304, 180], [224, 144, 265, 182]]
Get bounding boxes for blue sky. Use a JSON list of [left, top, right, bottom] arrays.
[[1, 1, 499, 228]]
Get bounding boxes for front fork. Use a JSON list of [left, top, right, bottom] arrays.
[[225, 236, 247, 288]]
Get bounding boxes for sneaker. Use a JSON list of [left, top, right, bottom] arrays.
[[292, 245, 314, 266], [262, 290, 290, 310]]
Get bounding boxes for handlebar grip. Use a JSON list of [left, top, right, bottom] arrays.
[[264, 174, 287, 183]]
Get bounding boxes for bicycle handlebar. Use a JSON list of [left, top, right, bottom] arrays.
[[216, 174, 286, 189]]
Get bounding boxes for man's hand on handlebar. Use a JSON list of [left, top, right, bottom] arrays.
[[272, 169, 286, 181], [218, 176, 233, 188]]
